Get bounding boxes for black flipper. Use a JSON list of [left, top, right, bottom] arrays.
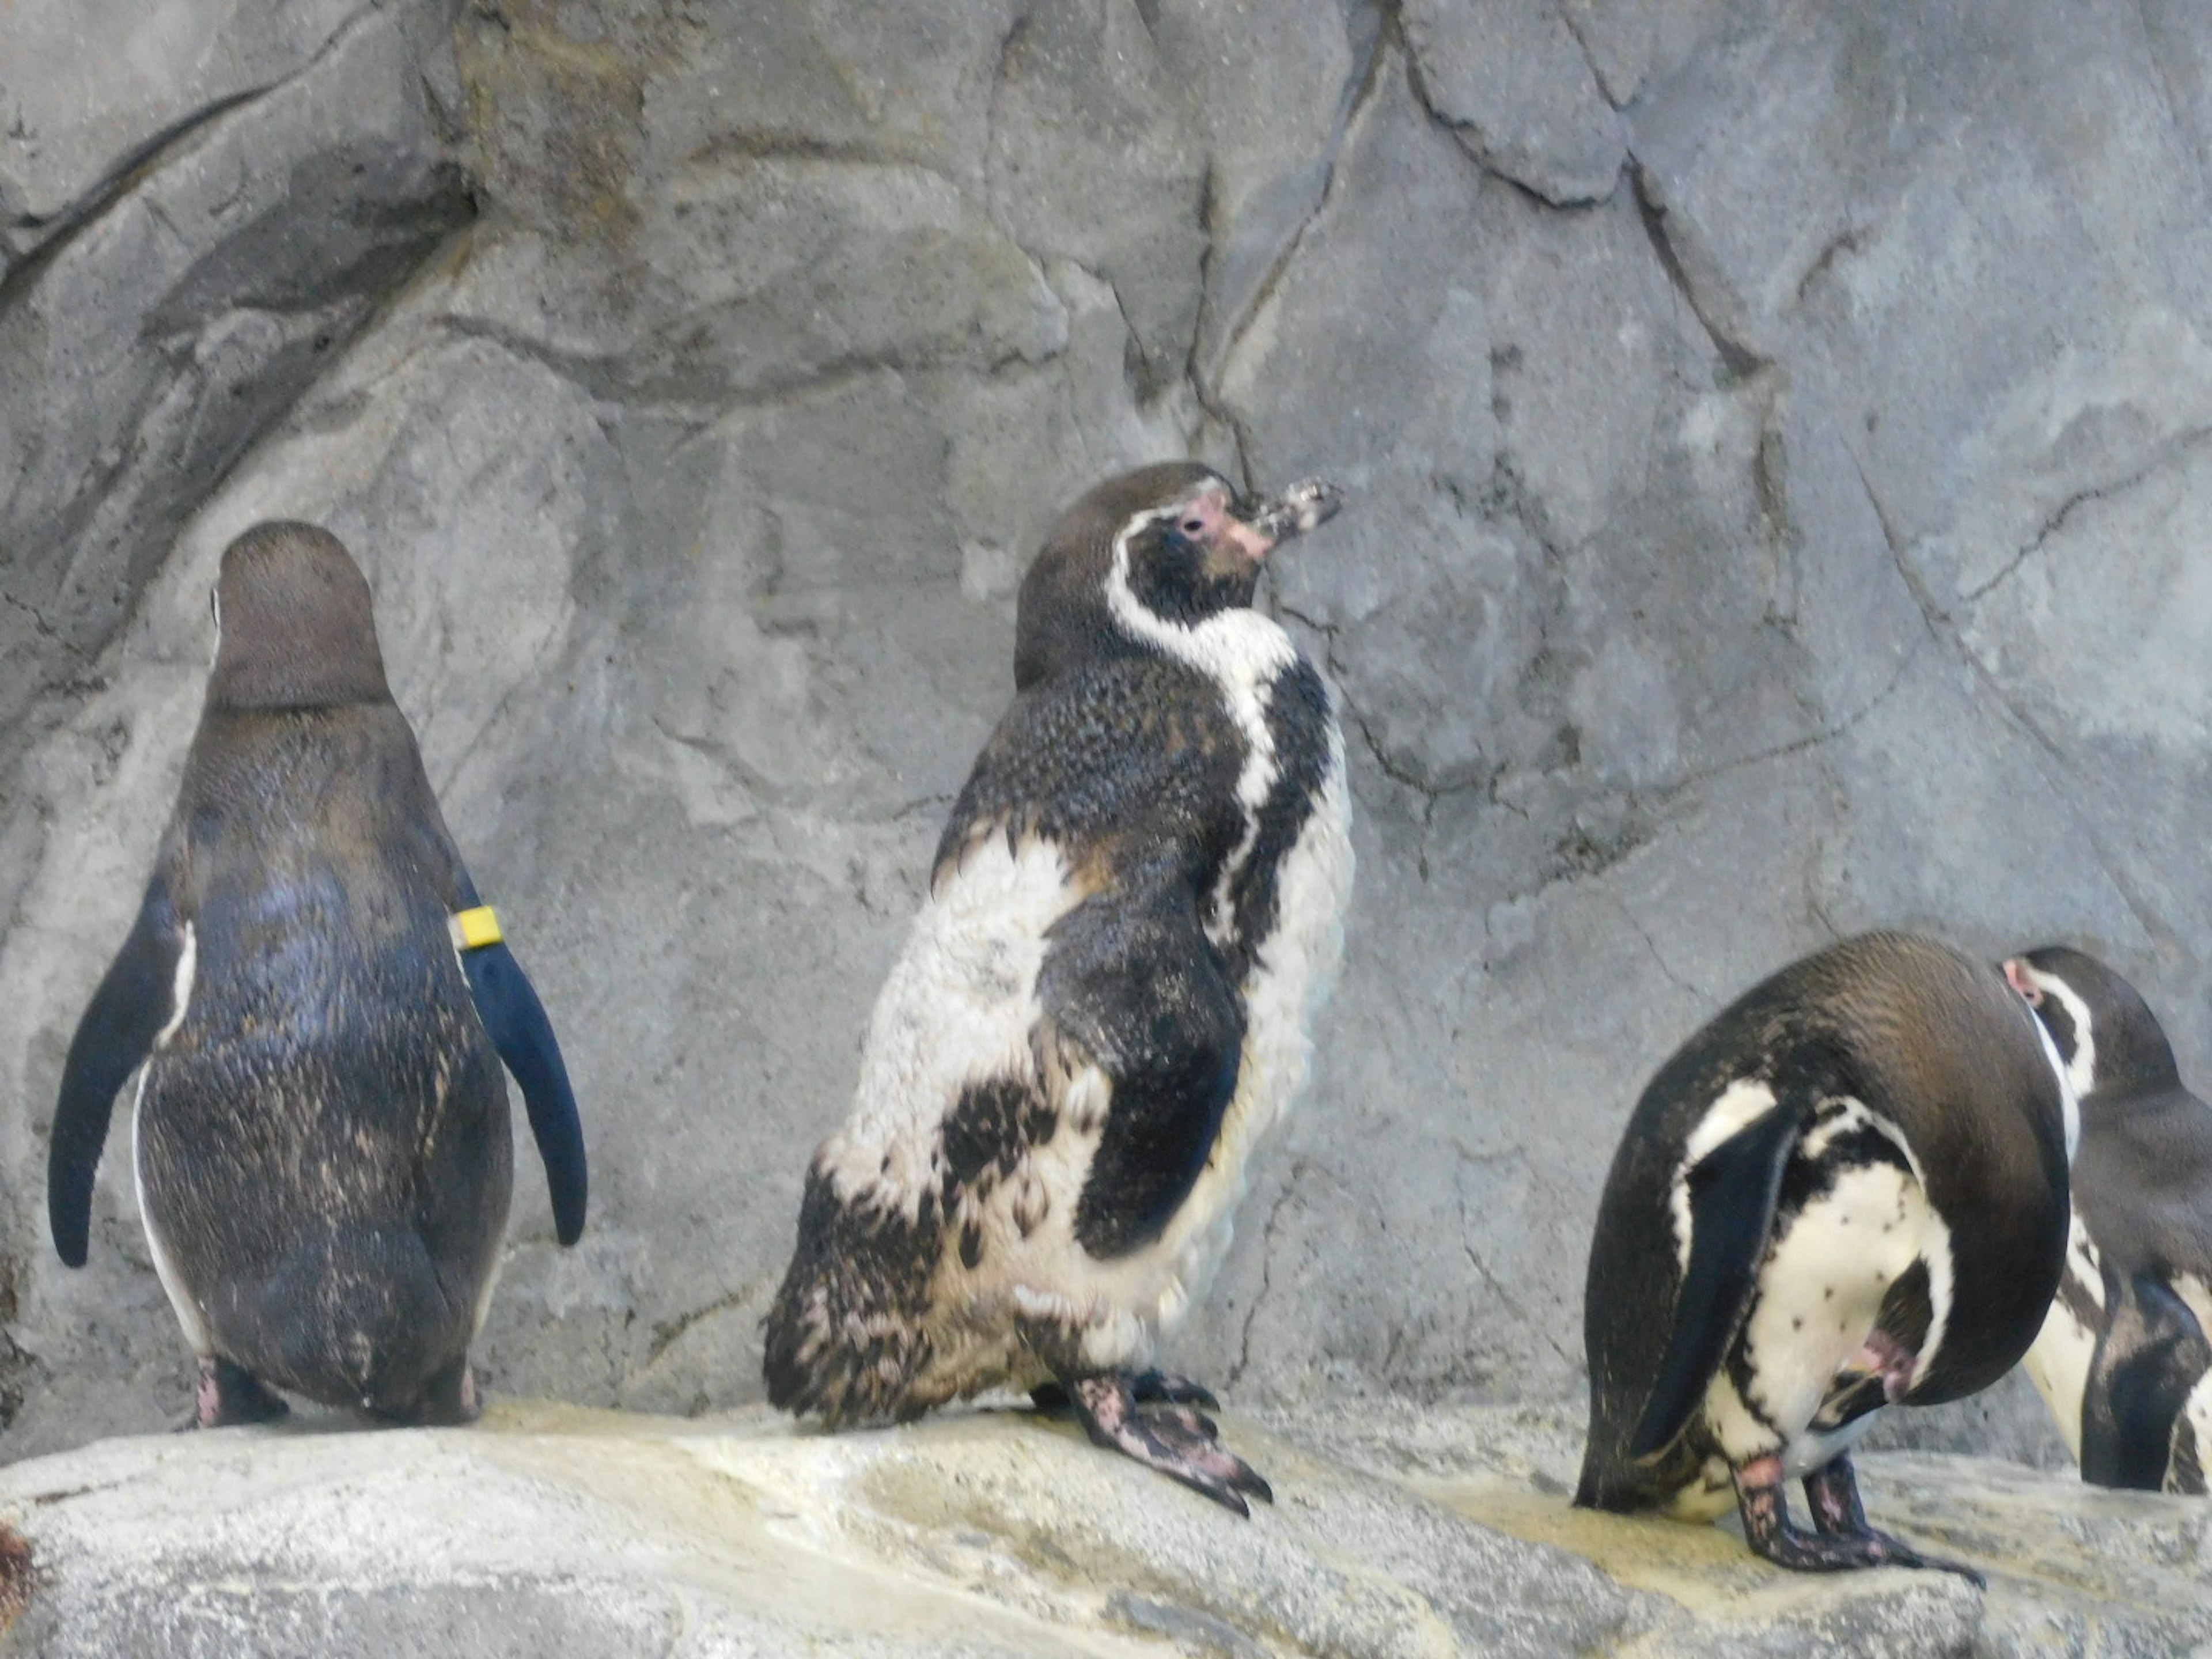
[[1629, 1101, 1804, 1460], [1040, 872, 1243, 1260], [50, 877, 184, 1267], [2081, 1274, 2210, 1490], [460, 940, 588, 1246]]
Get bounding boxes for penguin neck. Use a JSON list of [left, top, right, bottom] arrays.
[[1103, 509, 1297, 698], [2091, 1017, 2183, 1098]]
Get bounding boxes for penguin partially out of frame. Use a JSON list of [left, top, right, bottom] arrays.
[[1577, 930, 2076, 1581], [48, 521, 587, 1428], [2007, 945, 2212, 1494], [763, 462, 1350, 1514]]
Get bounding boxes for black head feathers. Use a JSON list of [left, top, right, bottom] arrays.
[[209, 521, 392, 711], [1013, 463, 1342, 690]]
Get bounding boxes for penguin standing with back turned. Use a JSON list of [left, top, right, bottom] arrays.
[[48, 521, 588, 1426], [763, 462, 1350, 1513], [1578, 931, 2077, 1578], [2006, 945, 2212, 1494]]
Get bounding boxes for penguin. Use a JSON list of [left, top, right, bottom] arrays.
[[2005, 945, 2212, 1494], [762, 462, 1350, 1514], [1577, 931, 2076, 1580], [47, 521, 586, 1428]]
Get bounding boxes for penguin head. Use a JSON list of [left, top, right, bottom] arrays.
[[1014, 463, 1343, 687], [2004, 945, 2180, 1101], [207, 522, 393, 711]]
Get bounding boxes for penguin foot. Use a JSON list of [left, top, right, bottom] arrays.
[[192, 1357, 290, 1430], [1737, 1457, 1984, 1586], [1029, 1369, 1221, 1415], [1061, 1372, 1274, 1517]]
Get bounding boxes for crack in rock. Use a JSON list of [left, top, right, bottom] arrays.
[[1962, 423, 2212, 604], [1629, 160, 1768, 380]]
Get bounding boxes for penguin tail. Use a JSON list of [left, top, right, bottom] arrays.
[[762, 1163, 939, 1426], [243, 1228, 476, 1418]]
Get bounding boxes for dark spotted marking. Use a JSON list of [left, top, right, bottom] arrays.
[[940, 1076, 1056, 1196], [762, 1164, 943, 1427], [940, 1075, 1057, 1274]]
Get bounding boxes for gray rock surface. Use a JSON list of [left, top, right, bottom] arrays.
[[3, 0, 2212, 1495], [1, 1403, 2207, 1657], [0, 0, 471, 849]]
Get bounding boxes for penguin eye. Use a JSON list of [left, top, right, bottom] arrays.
[[2022, 985, 2044, 1007], [1180, 516, 1206, 536]]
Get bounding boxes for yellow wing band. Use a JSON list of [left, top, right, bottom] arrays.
[[449, 906, 505, 951]]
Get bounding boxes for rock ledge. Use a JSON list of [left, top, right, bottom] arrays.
[[0, 1401, 2205, 1657]]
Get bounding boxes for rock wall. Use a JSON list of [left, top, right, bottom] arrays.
[[3, 0, 2211, 1461]]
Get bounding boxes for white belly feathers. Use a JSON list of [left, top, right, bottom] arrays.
[[1675, 1089, 1954, 1498]]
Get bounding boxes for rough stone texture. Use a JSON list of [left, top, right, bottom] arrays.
[[0, 0, 472, 875], [5, 0, 2212, 1496], [0, 1403, 2206, 1657]]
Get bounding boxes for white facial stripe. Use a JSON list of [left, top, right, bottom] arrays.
[[2022, 996, 2084, 1162], [1106, 499, 1300, 947], [2017, 963, 2097, 1105], [155, 922, 196, 1048]]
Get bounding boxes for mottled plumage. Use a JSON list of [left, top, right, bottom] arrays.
[[1578, 931, 2074, 1578], [764, 464, 1350, 1511], [49, 522, 585, 1426], [2010, 946, 2212, 1494]]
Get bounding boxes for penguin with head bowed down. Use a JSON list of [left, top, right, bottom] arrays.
[[1578, 931, 2076, 1581]]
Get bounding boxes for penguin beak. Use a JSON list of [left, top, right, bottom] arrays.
[[1177, 479, 1346, 575], [1234, 478, 1346, 560]]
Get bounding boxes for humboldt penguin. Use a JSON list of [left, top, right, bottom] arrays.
[[1577, 930, 2075, 1579], [48, 521, 586, 1427], [2006, 945, 2212, 1494], [763, 462, 1350, 1514]]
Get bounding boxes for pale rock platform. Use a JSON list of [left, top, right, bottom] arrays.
[[0, 1402, 2204, 1657]]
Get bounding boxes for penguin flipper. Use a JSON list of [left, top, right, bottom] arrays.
[[2081, 1274, 2210, 1490], [460, 941, 588, 1246], [1628, 1103, 1803, 1460], [50, 877, 185, 1267], [1041, 880, 1243, 1260]]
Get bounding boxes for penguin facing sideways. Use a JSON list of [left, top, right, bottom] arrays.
[[763, 462, 1350, 1514], [2006, 946, 2212, 1494], [1577, 931, 2077, 1580], [48, 522, 587, 1428]]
